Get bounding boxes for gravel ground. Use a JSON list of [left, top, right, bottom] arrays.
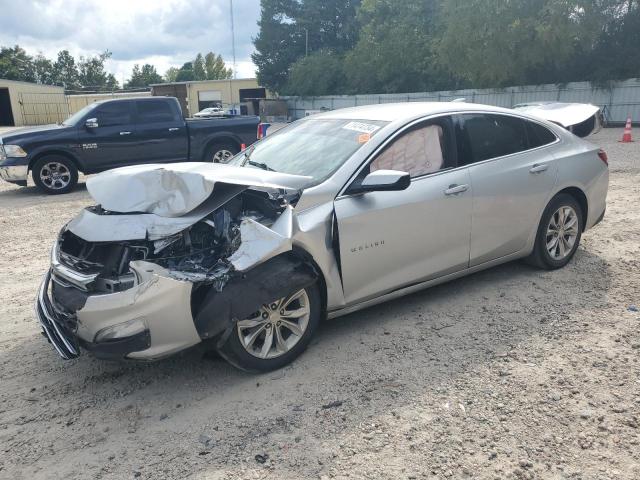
[[0, 128, 639, 480]]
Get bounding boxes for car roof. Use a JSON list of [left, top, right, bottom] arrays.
[[312, 102, 521, 122], [93, 96, 166, 105]]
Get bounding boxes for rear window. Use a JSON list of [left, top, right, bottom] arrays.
[[137, 100, 175, 123], [526, 120, 557, 148], [458, 114, 529, 165]]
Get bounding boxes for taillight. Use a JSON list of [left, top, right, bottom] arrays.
[[597, 149, 608, 166]]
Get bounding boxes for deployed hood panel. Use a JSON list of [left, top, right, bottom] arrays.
[[68, 183, 247, 242], [86, 162, 312, 217], [513, 102, 601, 137]]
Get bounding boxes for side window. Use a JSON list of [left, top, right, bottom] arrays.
[[137, 100, 176, 123], [457, 114, 529, 165], [526, 120, 557, 148], [370, 117, 455, 178], [93, 102, 131, 127]]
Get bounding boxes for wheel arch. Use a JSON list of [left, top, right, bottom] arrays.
[[291, 246, 328, 320], [203, 135, 242, 160], [556, 186, 588, 231], [29, 150, 83, 174]]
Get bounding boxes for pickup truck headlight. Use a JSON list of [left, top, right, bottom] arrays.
[[3, 145, 28, 158]]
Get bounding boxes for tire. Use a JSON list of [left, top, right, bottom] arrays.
[[526, 193, 583, 270], [204, 142, 239, 163], [32, 155, 78, 195], [217, 283, 321, 372]]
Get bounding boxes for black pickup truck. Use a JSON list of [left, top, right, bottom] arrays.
[[0, 96, 259, 194]]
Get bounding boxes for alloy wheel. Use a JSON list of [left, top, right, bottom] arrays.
[[212, 149, 234, 163], [40, 162, 71, 190], [237, 289, 311, 359], [546, 205, 579, 260]]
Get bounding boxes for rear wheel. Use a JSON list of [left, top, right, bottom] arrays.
[[204, 142, 239, 163], [32, 155, 78, 194], [527, 193, 583, 270], [217, 283, 321, 372]]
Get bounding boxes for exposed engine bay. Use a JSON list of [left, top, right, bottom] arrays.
[[39, 163, 321, 361], [55, 188, 289, 299]]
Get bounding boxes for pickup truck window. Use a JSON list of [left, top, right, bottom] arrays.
[[94, 102, 132, 127], [228, 118, 389, 182], [137, 100, 176, 123], [62, 103, 98, 126]]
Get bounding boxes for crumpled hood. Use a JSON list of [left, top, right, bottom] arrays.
[[86, 162, 312, 217]]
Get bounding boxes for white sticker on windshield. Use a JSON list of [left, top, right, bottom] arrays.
[[342, 121, 381, 134]]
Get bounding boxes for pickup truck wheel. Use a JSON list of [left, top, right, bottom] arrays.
[[32, 155, 78, 194], [205, 142, 239, 163], [217, 283, 321, 372]]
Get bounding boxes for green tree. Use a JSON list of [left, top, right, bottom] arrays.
[[175, 62, 195, 82], [164, 67, 180, 82], [77, 51, 118, 91], [204, 52, 233, 80], [252, 0, 361, 93], [0, 45, 36, 82], [33, 54, 55, 85], [284, 50, 345, 95], [343, 0, 450, 94], [193, 53, 207, 80], [52, 50, 80, 89], [126, 64, 163, 88]]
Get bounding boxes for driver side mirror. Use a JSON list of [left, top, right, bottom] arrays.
[[85, 118, 99, 129], [346, 169, 410, 195]]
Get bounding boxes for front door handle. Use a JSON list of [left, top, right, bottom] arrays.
[[168, 127, 180, 132], [529, 163, 549, 174], [444, 184, 469, 196], [119, 131, 132, 136]]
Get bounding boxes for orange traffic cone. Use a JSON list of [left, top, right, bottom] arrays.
[[620, 116, 633, 143]]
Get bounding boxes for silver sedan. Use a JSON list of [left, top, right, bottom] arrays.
[[36, 103, 608, 371]]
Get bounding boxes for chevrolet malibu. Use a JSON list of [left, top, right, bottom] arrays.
[[36, 103, 608, 372]]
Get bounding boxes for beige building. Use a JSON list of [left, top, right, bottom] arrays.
[[150, 78, 269, 117], [67, 91, 151, 114], [0, 79, 66, 126]]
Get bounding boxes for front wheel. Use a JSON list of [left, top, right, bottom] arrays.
[[526, 193, 583, 270], [217, 284, 321, 372], [204, 142, 239, 163], [32, 155, 79, 194]]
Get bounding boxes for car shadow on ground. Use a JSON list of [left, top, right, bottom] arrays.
[[3, 247, 611, 392]]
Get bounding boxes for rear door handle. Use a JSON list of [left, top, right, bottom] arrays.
[[119, 131, 132, 136], [529, 163, 548, 174], [444, 184, 469, 196], [168, 127, 180, 132]]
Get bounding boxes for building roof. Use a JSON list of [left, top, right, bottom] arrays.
[[150, 78, 258, 87], [0, 78, 64, 90]]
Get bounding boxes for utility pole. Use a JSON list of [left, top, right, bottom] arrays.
[[230, 0, 237, 79], [304, 27, 309, 56]]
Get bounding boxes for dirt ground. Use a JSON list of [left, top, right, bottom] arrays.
[[0, 128, 638, 480]]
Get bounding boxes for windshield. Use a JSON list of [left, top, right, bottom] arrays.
[[62, 103, 98, 126], [227, 118, 388, 182]]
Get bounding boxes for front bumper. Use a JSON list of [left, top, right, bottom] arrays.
[[36, 261, 203, 361], [0, 164, 28, 185]]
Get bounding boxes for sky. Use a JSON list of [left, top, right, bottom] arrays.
[[0, 0, 261, 85]]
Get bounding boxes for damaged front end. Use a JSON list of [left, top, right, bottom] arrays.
[[35, 163, 318, 361]]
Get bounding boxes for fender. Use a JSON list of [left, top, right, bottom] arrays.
[[28, 147, 84, 172]]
